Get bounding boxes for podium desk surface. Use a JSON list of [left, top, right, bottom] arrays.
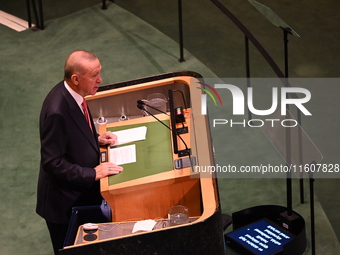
[[74, 217, 199, 245]]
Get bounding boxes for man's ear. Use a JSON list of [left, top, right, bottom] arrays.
[[71, 74, 79, 85]]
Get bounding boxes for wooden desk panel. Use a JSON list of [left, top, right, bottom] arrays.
[[99, 110, 201, 222]]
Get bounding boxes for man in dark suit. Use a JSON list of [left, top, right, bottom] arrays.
[[36, 50, 123, 254]]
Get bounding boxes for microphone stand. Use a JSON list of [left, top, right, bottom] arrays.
[[138, 100, 187, 133], [137, 104, 171, 130], [309, 167, 316, 255], [136, 103, 190, 156], [137, 100, 170, 116], [309, 169, 315, 255], [137, 99, 195, 172], [281, 26, 316, 255]]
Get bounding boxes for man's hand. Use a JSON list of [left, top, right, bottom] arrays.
[[98, 131, 118, 146], [94, 162, 123, 181]]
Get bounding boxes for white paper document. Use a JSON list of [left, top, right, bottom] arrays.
[[109, 144, 137, 165], [112, 126, 147, 145], [132, 219, 157, 233]]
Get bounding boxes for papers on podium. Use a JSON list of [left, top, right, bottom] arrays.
[[112, 126, 147, 145], [109, 126, 147, 166], [132, 219, 157, 233]]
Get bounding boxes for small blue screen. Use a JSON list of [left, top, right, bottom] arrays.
[[226, 219, 292, 255]]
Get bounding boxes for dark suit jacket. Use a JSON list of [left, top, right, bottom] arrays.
[[36, 81, 102, 224]]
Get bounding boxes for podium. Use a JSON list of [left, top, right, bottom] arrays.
[[98, 113, 202, 222], [59, 71, 225, 254]]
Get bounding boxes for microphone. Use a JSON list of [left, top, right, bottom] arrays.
[[137, 100, 187, 132], [137, 104, 170, 130], [136, 103, 190, 157], [137, 100, 170, 116], [137, 99, 195, 170]]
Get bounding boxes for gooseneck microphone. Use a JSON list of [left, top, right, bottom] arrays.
[[137, 100, 170, 116], [137, 96, 194, 170], [137, 100, 186, 130], [137, 104, 171, 130], [136, 102, 190, 156]]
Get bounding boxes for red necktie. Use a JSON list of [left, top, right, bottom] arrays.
[[81, 99, 93, 131]]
